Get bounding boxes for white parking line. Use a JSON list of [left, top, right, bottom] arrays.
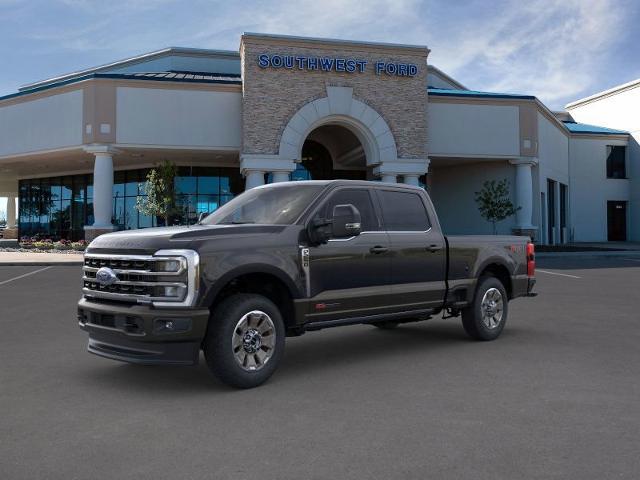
[[536, 269, 581, 279], [0, 266, 52, 287]]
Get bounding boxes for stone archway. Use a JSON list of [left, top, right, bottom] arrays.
[[240, 85, 429, 189], [278, 86, 398, 167]]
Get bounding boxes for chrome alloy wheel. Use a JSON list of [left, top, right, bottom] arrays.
[[232, 310, 276, 371], [480, 287, 504, 329]]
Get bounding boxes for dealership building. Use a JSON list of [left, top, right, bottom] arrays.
[[0, 33, 637, 243]]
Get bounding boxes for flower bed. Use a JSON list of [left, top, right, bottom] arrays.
[[0, 237, 88, 254]]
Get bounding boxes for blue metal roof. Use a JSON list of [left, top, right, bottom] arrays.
[[427, 87, 535, 100], [562, 121, 628, 135], [0, 71, 242, 102]]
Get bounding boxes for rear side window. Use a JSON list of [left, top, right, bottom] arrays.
[[378, 190, 431, 231], [318, 189, 380, 231]]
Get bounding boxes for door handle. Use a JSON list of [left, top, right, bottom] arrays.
[[370, 246, 389, 254], [426, 244, 442, 252]]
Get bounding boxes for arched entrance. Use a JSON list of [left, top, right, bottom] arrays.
[[299, 124, 368, 180], [241, 86, 428, 190]]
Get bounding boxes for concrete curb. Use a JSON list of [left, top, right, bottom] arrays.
[[537, 251, 640, 258]]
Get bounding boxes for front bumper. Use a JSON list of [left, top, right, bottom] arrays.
[[78, 298, 210, 365]]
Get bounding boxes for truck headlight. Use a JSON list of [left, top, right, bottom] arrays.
[[153, 250, 200, 308]]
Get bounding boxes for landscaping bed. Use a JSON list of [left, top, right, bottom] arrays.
[[0, 238, 87, 254]]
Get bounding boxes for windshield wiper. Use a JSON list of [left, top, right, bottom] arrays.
[[220, 220, 255, 225]]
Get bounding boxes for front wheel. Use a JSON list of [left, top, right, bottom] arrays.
[[204, 293, 285, 388], [461, 276, 508, 341]]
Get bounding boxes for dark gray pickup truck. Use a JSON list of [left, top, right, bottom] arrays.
[[78, 180, 536, 388]]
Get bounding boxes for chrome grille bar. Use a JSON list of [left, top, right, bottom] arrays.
[[82, 250, 199, 307]]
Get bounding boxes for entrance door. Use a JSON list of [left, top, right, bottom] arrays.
[[607, 201, 627, 241], [547, 179, 556, 244], [540, 193, 547, 244]]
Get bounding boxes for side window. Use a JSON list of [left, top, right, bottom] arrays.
[[606, 145, 626, 179], [319, 189, 380, 231], [378, 190, 431, 231]]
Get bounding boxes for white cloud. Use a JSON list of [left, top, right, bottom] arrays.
[[184, 0, 632, 107], [4, 0, 634, 109], [425, 0, 631, 108]]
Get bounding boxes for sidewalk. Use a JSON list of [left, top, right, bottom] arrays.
[[537, 250, 640, 258], [536, 242, 640, 258], [0, 251, 84, 266]]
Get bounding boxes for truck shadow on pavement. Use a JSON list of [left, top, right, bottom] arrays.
[[78, 320, 531, 392]]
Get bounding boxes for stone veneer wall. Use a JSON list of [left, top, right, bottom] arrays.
[[240, 36, 429, 160]]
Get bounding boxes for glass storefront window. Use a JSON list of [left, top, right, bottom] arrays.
[[18, 166, 243, 239], [62, 178, 73, 200], [198, 175, 219, 195], [124, 197, 138, 230], [113, 171, 126, 198]]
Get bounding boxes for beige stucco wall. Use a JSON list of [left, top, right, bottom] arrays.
[[116, 86, 242, 148], [0, 89, 83, 157], [240, 35, 429, 160]]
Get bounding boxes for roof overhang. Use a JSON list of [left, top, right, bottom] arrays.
[[565, 78, 640, 109], [19, 47, 240, 93]]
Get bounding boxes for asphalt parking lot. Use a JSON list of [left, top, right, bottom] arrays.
[[1, 257, 639, 479]]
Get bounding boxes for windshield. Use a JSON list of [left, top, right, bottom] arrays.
[[201, 184, 324, 225]]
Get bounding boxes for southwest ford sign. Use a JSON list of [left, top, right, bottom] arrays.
[[257, 54, 418, 77]]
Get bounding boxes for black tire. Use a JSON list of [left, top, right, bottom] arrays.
[[372, 320, 399, 330], [203, 293, 285, 389], [461, 276, 508, 341]]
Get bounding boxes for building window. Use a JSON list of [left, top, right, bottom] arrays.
[[606, 146, 626, 179], [18, 166, 243, 240]]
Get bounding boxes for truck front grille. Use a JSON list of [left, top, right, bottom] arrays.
[[82, 251, 199, 307]]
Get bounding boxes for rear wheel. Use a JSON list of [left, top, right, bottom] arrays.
[[461, 276, 508, 341], [204, 293, 285, 388]]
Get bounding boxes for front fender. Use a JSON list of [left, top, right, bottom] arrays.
[[199, 261, 304, 308]]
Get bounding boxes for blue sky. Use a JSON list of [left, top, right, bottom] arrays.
[[1, 0, 639, 108]]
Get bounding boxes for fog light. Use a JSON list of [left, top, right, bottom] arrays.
[[154, 317, 191, 334], [155, 259, 182, 272], [157, 285, 183, 298]]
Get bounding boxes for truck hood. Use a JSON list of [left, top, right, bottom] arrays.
[[86, 224, 287, 253]]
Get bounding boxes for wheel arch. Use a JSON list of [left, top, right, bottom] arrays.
[[203, 264, 302, 328], [477, 262, 513, 299]]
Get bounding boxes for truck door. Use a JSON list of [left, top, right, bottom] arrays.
[[306, 187, 392, 322], [375, 188, 446, 310]]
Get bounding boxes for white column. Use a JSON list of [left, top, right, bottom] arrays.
[[84, 145, 118, 232], [240, 154, 295, 191], [403, 174, 420, 186], [6, 196, 16, 229], [271, 171, 290, 183], [244, 170, 265, 190], [509, 158, 537, 229], [374, 159, 429, 186], [381, 174, 397, 183]]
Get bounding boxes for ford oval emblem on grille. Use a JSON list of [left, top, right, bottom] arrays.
[[95, 267, 118, 286]]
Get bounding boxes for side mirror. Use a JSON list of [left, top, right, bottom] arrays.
[[332, 204, 362, 238], [197, 211, 209, 223]]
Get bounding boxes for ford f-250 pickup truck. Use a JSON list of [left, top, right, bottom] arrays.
[[78, 180, 536, 388]]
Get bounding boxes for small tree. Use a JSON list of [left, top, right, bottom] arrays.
[[136, 160, 178, 226], [474, 179, 520, 234]]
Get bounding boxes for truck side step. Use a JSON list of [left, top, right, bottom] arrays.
[[303, 308, 435, 332]]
